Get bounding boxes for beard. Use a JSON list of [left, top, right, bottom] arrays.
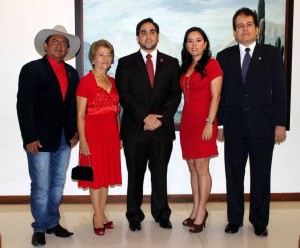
[[138, 41, 158, 51]]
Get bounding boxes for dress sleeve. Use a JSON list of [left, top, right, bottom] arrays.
[[76, 74, 89, 98], [207, 58, 223, 82]]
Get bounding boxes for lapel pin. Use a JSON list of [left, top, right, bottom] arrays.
[[160, 58, 163, 62], [259, 57, 262, 60]]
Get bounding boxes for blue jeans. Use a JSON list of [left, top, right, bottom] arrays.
[[27, 131, 71, 232]]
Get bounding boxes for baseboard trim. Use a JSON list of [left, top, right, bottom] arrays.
[[0, 193, 300, 204]]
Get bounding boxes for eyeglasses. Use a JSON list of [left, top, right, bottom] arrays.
[[50, 38, 68, 47]]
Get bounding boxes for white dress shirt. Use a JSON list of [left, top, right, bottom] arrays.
[[140, 49, 157, 74], [239, 42, 256, 67]]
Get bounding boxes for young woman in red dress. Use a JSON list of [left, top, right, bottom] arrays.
[[179, 27, 223, 233]]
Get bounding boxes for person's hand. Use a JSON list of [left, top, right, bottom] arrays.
[[144, 114, 163, 131], [217, 128, 224, 142], [275, 126, 286, 145], [70, 132, 79, 148], [26, 140, 42, 154], [202, 123, 213, 141], [143, 121, 162, 131], [79, 141, 90, 156]]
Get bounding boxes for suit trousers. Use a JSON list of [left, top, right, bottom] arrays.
[[224, 133, 274, 227], [123, 138, 173, 223]]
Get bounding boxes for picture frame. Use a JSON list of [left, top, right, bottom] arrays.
[[75, 0, 294, 130]]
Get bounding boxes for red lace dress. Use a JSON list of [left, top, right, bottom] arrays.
[[76, 71, 122, 188], [179, 59, 223, 159]]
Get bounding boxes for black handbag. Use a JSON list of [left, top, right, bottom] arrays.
[[71, 155, 94, 181]]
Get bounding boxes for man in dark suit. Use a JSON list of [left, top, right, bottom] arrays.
[[17, 25, 80, 246], [115, 18, 181, 231], [216, 8, 287, 237]]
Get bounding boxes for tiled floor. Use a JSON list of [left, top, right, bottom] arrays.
[[0, 202, 299, 248]]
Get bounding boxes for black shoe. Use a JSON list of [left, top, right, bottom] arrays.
[[253, 225, 268, 236], [224, 223, 243, 234], [32, 232, 46, 246], [46, 224, 74, 238], [158, 219, 172, 229], [129, 221, 142, 232]]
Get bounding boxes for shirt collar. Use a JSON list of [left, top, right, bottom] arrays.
[[239, 42, 256, 57], [46, 55, 65, 69], [140, 49, 158, 61]]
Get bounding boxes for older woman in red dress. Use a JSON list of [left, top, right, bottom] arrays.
[[76, 40, 122, 236]]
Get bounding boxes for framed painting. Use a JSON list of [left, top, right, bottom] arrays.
[[75, 0, 293, 130]]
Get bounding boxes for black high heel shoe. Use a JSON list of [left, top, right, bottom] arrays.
[[189, 210, 208, 233], [182, 218, 195, 226]]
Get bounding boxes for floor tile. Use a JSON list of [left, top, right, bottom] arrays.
[[0, 202, 299, 248]]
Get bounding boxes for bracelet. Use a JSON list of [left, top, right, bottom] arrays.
[[206, 117, 214, 125]]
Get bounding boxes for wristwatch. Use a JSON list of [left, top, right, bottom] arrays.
[[206, 117, 214, 125]]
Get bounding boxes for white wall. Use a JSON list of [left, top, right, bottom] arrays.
[[0, 0, 299, 196]]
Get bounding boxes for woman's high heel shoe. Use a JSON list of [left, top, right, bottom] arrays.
[[182, 218, 195, 227], [189, 211, 208, 233], [104, 221, 114, 229], [94, 226, 105, 236], [93, 216, 105, 236]]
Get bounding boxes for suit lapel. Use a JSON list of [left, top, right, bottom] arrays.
[[135, 51, 153, 90], [229, 46, 244, 85], [153, 51, 165, 89], [65, 64, 73, 102], [246, 44, 264, 80], [42, 56, 64, 102], [228, 45, 265, 85]]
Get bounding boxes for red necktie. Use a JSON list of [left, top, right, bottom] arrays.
[[146, 54, 154, 87]]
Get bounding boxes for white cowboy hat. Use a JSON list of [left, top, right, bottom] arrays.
[[34, 25, 81, 60]]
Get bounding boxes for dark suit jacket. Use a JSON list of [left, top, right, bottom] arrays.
[[115, 50, 181, 142], [17, 56, 79, 151], [216, 44, 287, 138]]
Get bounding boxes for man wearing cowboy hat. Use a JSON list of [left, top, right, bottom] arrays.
[[17, 25, 81, 246]]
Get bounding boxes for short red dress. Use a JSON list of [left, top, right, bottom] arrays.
[[76, 71, 122, 189], [180, 59, 223, 159]]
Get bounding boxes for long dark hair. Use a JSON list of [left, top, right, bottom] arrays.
[[180, 27, 212, 78]]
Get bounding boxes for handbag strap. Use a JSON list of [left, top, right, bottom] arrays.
[[79, 154, 92, 167]]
